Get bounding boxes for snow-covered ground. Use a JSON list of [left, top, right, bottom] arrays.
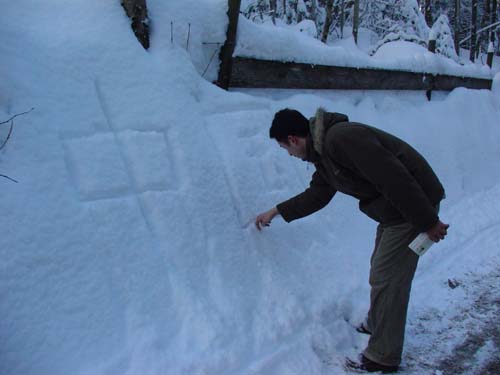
[[1, 1, 499, 375]]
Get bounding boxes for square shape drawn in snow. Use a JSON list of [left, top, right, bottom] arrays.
[[64, 133, 130, 200], [118, 130, 174, 192]]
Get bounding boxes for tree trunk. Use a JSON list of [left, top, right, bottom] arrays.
[[270, 0, 277, 24], [470, 0, 478, 61], [285, 0, 292, 24], [454, 0, 461, 54], [425, 0, 433, 27], [492, 0, 498, 43], [481, 0, 492, 52], [321, 0, 334, 43], [121, 0, 150, 49], [353, 0, 360, 44], [340, 0, 345, 39], [217, 0, 242, 89], [307, 0, 317, 24], [485, 0, 491, 21]]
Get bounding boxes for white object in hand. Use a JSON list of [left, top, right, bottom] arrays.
[[409, 232, 434, 256]]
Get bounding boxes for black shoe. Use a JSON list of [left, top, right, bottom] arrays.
[[345, 355, 399, 373], [355, 322, 372, 335]]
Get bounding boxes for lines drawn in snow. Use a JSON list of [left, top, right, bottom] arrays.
[[61, 78, 183, 242], [62, 133, 131, 201], [94, 79, 114, 132], [117, 129, 179, 193], [204, 109, 293, 228]]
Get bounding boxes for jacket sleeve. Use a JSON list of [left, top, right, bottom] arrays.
[[330, 127, 438, 232], [277, 170, 336, 223]]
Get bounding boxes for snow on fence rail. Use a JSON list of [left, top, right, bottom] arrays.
[[228, 57, 493, 91]]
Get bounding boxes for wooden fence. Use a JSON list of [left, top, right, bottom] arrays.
[[229, 57, 493, 91], [216, 0, 494, 92]]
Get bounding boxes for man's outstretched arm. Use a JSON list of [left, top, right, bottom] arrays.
[[254, 171, 336, 230]]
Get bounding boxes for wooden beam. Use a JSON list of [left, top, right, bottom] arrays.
[[217, 0, 242, 90], [229, 57, 492, 91]]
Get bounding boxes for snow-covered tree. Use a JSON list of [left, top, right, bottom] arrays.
[[304, 0, 319, 23], [242, 0, 499, 56], [430, 14, 461, 61], [242, 0, 273, 23], [361, 0, 428, 39], [365, 0, 430, 54], [285, 0, 299, 23], [296, 0, 309, 22], [360, 0, 394, 38]]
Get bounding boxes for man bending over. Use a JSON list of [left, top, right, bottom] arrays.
[[255, 108, 449, 373]]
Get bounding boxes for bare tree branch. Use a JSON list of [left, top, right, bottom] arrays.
[[0, 107, 35, 126], [0, 107, 34, 184], [0, 120, 14, 151], [0, 174, 18, 183]]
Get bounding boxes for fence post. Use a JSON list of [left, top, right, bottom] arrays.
[[487, 41, 494, 67], [428, 33, 437, 53], [425, 31, 437, 101], [217, 0, 242, 90]]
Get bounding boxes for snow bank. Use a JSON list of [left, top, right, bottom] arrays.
[[1, 1, 499, 375]]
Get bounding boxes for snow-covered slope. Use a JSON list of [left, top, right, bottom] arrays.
[[1, 2, 499, 375]]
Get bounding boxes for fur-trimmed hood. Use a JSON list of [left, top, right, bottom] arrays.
[[308, 108, 349, 155]]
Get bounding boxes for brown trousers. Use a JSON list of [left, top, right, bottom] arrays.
[[362, 221, 422, 366]]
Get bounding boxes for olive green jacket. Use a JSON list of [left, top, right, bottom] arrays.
[[276, 108, 445, 232]]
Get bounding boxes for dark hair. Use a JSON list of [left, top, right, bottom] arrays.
[[269, 108, 309, 143]]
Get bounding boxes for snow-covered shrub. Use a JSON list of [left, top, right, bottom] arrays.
[[290, 19, 317, 37], [365, 0, 430, 54], [242, 0, 273, 23], [430, 14, 460, 62]]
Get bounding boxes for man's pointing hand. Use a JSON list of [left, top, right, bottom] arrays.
[[255, 207, 279, 231]]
